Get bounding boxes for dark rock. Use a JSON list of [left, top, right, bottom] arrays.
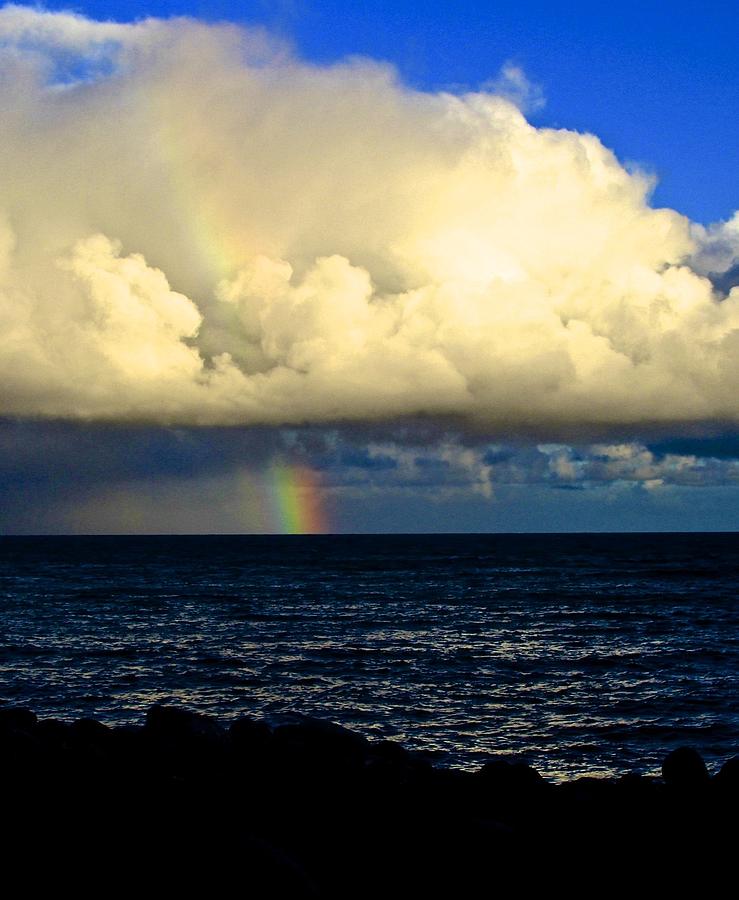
[[661, 746, 709, 787], [3, 706, 738, 891], [0, 723, 40, 760], [363, 739, 432, 788], [426, 767, 481, 807], [72, 718, 112, 745], [35, 718, 72, 746], [0, 707, 37, 733], [235, 836, 321, 896], [229, 717, 272, 753], [272, 718, 369, 759], [145, 705, 225, 742], [556, 776, 618, 811], [369, 739, 410, 763], [614, 772, 661, 797], [478, 758, 546, 791], [109, 723, 145, 754], [714, 755, 739, 787]]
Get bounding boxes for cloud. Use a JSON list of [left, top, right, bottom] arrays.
[[0, 6, 738, 434], [480, 61, 545, 113], [2, 418, 738, 532], [689, 212, 739, 295], [535, 441, 739, 489]]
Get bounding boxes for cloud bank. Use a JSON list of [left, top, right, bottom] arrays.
[[2, 419, 738, 533], [0, 6, 738, 433]]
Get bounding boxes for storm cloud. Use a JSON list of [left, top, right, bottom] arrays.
[[0, 6, 738, 433]]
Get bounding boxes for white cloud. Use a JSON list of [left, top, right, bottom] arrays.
[[362, 441, 495, 498], [538, 441, 738, 488], [0, 7, 738, 432], [689, 212, 739, 278], [309, 434, 739, 497], [481, 61, 545, 113]]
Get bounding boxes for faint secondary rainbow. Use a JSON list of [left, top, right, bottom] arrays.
[[147, 92, 255, 282], [268, 464, 328, 534]]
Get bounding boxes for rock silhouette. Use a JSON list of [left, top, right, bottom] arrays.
[[0, 705, 735, 895], [662, 746, 710, 787], [715, 755, 739, 789]]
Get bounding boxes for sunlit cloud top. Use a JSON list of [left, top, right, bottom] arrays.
[[0, 5, 737, 434]]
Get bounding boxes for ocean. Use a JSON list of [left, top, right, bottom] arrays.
[[1, 532, 737, 779]]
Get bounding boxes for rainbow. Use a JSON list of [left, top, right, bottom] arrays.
[[145, 110, 329, 535], [149, 89, 268, 283], [267, 463, 328, 534]]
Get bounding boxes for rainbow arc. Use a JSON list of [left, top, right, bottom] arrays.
[[268, 464, 327, 534]]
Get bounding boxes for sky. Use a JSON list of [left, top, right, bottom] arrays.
[[0, 1, 737, 533]]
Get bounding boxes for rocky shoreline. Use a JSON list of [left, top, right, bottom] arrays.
[[2, 704, 737, 893]]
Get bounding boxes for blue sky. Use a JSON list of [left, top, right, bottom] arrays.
[[0, 2, 737, 533]]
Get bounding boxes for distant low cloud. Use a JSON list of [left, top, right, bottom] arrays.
[[330, 437, 739, 495], [0, 6, 738, 434], [1, 418, 737, 532]]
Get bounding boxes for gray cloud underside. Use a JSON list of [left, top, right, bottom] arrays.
[[0, 7, 738, 433], [2, 418, 737, 492]]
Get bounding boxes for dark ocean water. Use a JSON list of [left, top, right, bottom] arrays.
[[1, 533, 738, 779]]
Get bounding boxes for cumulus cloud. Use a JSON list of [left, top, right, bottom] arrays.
[[336, 439, 739, 495], [534, 442, 739, 490], [0, 6, 738, 433], [690, 212, 739, 276], [689, 212, 739, 296]]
